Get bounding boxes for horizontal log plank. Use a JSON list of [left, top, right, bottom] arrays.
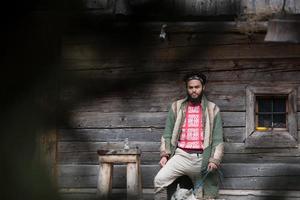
[[225, 142, 300, 154], [59, 94, 246, 112], [59, 188, 300, 197], [63, 112, 167, 128], [59, 79, 300, 112], [59, 71, 300, 94], [58, 128, 163, 142], [60, 69, 300, 88], [220, 189, 300, 198], [62, 43, 300, 61], [58, 164, 300, 189], [62, 33, 266, 50], [61, 111, 245, 128], [58, 151, 160, 165], [59, 188, 300, 200], [59, 82, 249, 112], [222, 177, 300, 190], [60, 162, 300, 177], [68, 0, 300, 15], [58, 141, 300, 155], [63, 22, 267, 35], [219, 195, 298, 200], [61, 57, 300, 74], [221, 163, 300, 177], [58, 127, 244, 142], [223, 153, 300, 163], [58, 150, 300, 165], [224, 127, 245, 142], [57, 141, 160, 153]]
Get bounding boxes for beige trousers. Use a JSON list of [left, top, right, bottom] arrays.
[[154, 148, 203, 194]]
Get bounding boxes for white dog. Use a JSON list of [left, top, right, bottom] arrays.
[[171, 184, 224, 200], [171, 184, 197, 200]]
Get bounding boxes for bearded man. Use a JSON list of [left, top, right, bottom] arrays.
[[153, 72, 224, 199]]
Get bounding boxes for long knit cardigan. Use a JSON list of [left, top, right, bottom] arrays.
[[160, 95, 224, 198]]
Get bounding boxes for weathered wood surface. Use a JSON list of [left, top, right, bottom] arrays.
[[59, 80, 300, 112], [60, 69, 300, 86], [57, 141, 300, 164], [97, 163, 112, 199], [60, 189, 300, 200], [82, 0, 300, 15], [57, 141, 299, 155], [58, 163, 300, 189], [61, 111, 245, 128], [62, 32, 268, 48], [60, 188, 300, 200], [59, 82, 246, 112], [58, 149, 300, 165], [58, 127, 245, 142], [61, 59, 300, 74], [59, 110, 300, 130], [61, 29, 300, 64], [62, 43, 300, 61], [126, 161, 142, 199], [58, 128, 163, 141], [37, 129, 58, 180], [218, 196, 299, 200], [99, 154, 139, 163]]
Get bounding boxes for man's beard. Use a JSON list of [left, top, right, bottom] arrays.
[[187, 92, 203, 104]]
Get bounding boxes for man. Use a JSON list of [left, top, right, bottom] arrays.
[[154, 72, 224, 199]]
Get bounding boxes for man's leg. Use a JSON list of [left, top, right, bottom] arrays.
[[153, 149, 190, 200], [185, 153, 203, 199]]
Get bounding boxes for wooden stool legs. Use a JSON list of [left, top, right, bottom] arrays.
[[97, 150, 142, 200], [97, 163, 113, 199], [127, 162, 142, 199]]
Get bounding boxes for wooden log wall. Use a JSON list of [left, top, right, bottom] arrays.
[[57, 22, 300, 199], [81, 0, 300, 16]]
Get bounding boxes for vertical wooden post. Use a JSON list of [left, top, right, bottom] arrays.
[[138, 156, 142, 199], [127, 162, 139, 200], [97, 163, 113, 200]]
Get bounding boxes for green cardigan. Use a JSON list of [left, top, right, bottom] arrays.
[[160, 95, 224, 198]]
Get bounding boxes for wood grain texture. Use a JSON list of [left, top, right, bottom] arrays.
[[58, 128, 163, 142], [61, 111, 245, 128], [60, 188, 300, 200], [58, 127, 246, 143], [58, 149, 300, 165], [82, 0, 300, 15], [58, 163, 300, 189], [97, 163, 112, 199], [62, 43, 300, 61]]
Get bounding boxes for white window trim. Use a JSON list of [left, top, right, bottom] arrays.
[[245, 86, 298, 148]]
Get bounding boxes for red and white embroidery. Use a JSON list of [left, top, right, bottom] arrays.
[[178, 103, 204, 150]]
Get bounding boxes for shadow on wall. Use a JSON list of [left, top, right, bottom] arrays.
[[1, 2, 62, 200]]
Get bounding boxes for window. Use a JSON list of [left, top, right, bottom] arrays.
[[256, 96, 287, 130], [246, 86, 298, 148]]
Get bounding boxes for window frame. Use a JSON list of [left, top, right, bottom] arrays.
[[245, 86, 298, 148]]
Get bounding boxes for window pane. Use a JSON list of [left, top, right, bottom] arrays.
[[257, 97, 272, 112], [273, 97, 286, 112], [273, 114, 286, 128], [258, 114, 272, 127]]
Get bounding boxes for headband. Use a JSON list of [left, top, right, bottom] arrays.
[[185, 74, 206, 85]]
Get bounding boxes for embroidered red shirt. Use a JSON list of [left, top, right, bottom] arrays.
[[177, 102, 204, 150]]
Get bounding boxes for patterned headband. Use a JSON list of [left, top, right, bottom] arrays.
[[187, 75, 204, 83]]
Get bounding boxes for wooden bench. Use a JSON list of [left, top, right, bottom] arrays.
[[97, 149, 142, 200]]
